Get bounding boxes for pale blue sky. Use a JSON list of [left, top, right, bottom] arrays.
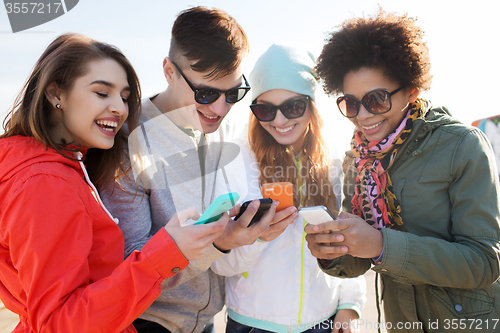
[[1, 0, 498, 150]]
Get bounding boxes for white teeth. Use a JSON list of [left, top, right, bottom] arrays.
[[275, 125, 294, 133], [96, 120, 118, 128], [201, 112, 218, 120], [362, 120, 383, 130]]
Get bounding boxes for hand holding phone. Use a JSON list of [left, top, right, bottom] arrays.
[[165, 207, 228, 260], [234, 198, 273, 227], [261, 182, 293, 212], [195, 192, 240, 225], [299, 206, 338, 227]]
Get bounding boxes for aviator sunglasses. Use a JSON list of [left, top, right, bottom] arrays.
[[337, 86, 405, 118], [172, 61, 251, 104], [250, 97, 309, 122]]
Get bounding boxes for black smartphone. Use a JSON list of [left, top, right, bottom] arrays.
[[234, 198, 273, 227]]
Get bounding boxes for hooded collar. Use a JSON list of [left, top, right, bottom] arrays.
[[0, 135, 119, 224], [0, 135, 86, 183]]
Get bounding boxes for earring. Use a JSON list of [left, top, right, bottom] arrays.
[[55, 104, 61, 109]]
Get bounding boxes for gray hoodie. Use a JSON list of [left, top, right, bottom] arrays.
[[101, 96, 238, 333]]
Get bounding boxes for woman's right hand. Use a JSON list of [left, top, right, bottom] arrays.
[[164, 208, 229, 261]]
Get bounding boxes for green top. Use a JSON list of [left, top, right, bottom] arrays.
[[323, 103, 500, 332]]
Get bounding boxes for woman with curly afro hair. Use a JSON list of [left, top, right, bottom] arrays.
[[305, 8, 500, 333]]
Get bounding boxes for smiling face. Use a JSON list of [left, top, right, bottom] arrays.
[[48, 58, 130, 149], [343, 67, 419, 142], [164, 58, 246, 134], [256, 89, 312, 151]]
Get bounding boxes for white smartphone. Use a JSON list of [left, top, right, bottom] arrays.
[[299, 206, 337, 225]]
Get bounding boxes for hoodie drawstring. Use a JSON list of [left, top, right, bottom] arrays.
[[75, 152, 119, 224]]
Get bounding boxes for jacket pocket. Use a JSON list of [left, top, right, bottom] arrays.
[[430, 287, 493, 317]]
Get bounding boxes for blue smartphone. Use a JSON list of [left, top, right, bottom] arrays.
[[194, 192, 240, 225]]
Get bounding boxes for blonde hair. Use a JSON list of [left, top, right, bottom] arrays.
[[248, 100, 337, 212]]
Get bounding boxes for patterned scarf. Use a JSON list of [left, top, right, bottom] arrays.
[[350, 99, 426, 229]]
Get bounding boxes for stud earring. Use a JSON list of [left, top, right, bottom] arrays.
[[55, 104, 61, 109]]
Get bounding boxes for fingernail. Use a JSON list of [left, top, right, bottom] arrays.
[[273, 200, 280, 207], [252, 201, 260, 208], [341, 246, 348, 253], [290, 206, 297, 212]]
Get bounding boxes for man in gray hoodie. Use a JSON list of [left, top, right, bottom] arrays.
[[101, 6, 295, 333]]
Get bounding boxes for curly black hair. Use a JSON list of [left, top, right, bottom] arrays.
[[316, 8, 432, 96]]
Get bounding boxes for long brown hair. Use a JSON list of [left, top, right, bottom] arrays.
[[249, 99, 338, 213], [1, 33, 141, 189]]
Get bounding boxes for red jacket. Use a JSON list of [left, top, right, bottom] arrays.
[[0, 136, 188, 333]]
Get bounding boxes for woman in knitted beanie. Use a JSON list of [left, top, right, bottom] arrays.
[[212, 44, 366, 333]]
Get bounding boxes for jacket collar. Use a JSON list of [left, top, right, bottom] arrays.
[[0, 136, 87, 183]]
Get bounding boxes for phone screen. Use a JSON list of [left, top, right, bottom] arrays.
[[299, 206, 336, 225]]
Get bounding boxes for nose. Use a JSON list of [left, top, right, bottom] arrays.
[[109, 95, 128, 117], [207, 94, 230, 117], [273, 110, 288, 125], [355, 104, 371, 120]]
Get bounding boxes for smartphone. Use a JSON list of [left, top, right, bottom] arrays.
[[195, 192, 240, 225], [261, 182, 293, 212], [299, 206, 337, 225], [234, 198, 273, 227]]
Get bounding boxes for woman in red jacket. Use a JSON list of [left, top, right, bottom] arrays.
[[0, 33, 228, 333]]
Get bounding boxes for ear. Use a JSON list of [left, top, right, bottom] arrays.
[[45, 82, 63, 109], [163, 57, 175, 85], [408, 88, 420, 103]]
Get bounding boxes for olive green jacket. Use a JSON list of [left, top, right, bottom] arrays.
[[322, 104, 500, 332]]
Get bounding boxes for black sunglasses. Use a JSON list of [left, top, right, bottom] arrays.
[[250, 97, 309, 122], [172, 61, 250, 104], [337, 86, 406, 118]]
